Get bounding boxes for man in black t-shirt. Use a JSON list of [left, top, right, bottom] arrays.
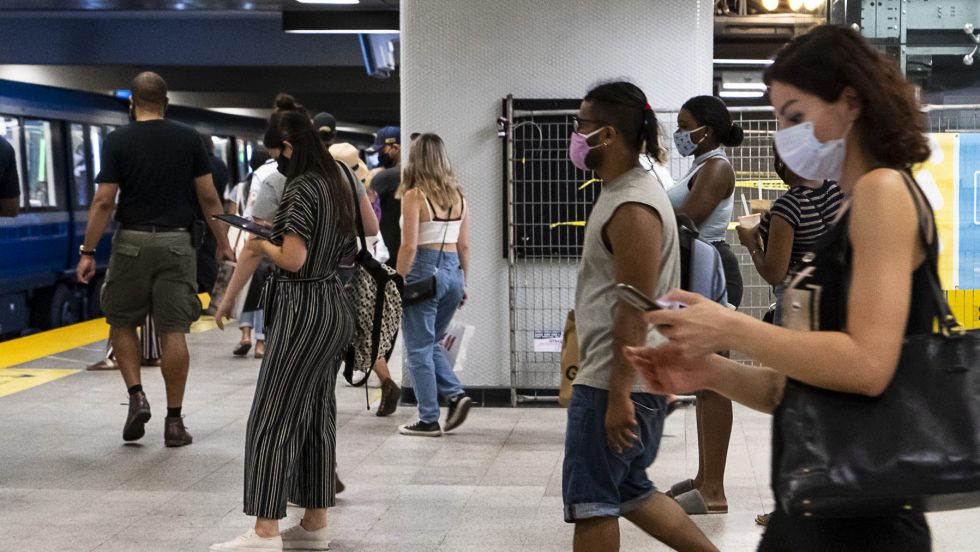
[[368, 126, 402, 268], [75, 71, 233, 447], [197, 134, 231, 299], [0, 135, 20, 217]]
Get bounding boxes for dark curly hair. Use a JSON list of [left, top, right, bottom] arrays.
[[764, 25, 930, 168], [681, 95, 744, 147]]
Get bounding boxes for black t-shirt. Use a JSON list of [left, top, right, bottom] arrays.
[[0, 135, 20, 200], [97, 119, 211, 227], [209, 155, 229, 201], [371, 166, 402, 265]]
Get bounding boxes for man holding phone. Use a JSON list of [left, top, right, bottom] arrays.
[[76, 72, 233, 447], [562, 82, 716, 552]]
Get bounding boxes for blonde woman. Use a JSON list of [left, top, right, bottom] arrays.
[[396, 133, 472, 436]]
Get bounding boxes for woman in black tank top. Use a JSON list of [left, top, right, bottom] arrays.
[[623, 26, 936, 551]]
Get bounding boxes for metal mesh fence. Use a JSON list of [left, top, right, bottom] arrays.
[[505, 100, 980, 401]]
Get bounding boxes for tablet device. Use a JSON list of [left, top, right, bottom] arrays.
[[213, 214, 273, 240]]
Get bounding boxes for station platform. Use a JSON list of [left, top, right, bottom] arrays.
[[0, 319, 975, 552]]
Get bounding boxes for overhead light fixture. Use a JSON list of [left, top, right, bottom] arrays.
[[713, 58, 775, 66], [788, 0, 804, 10], [761, 0, 779, 11], [719, 90, 765, 99], [723, 82, 767, 91], [295, 1, 360, 4], [283, 10, 398, 34], [803, 0, 824, 9]]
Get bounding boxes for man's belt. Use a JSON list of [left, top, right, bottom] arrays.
[[119, 224, 190, 233]]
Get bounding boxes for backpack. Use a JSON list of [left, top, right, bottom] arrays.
[[676, 214, 729, 305]]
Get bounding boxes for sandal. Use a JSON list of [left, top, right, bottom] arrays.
[[233, 341, 252, 357], [755, 512, 772, 526], [254, 341, 265, 359], [665, 478, 695, 498], [673, 488, 728, 515]]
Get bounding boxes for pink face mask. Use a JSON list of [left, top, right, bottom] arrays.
[[568, 127, 605, 171]]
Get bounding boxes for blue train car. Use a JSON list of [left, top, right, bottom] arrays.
[[0, 79, 265, 338]]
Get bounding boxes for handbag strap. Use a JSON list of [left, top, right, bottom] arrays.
[[337, 161, 371, 254], [896, 171, 961, 332], [432, 191, 456, 268]]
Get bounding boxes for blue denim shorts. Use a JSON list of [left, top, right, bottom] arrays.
[[562, 385, 666, 522]]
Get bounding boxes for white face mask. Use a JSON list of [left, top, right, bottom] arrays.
[[772, 121, 850, 182], [673, 126, 706, 157]]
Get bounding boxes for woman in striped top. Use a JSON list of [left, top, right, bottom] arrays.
[[211, 111, 356, 552], [739, 150, 843, 302]]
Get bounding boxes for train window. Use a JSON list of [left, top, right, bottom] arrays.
[[90, 126, 104, 186], [236, 137, 248, 182], [70, 124, 90, 206], [212, 136, 230, 168], [0, 117, 24, 206], [23, 120, 57, 209]]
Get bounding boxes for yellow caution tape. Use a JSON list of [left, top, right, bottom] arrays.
[[578, 178, 602, 190], [550, 221, 587, 229]]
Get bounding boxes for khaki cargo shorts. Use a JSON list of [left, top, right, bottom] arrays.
[[100, 229, 201, 333]]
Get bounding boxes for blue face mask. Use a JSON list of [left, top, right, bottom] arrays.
[[673, 126, 706, 157]]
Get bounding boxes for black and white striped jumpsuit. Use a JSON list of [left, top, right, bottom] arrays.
[[243, 171, 356, 520]]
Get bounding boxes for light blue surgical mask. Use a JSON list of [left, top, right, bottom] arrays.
[[673, 126, 706, 157]]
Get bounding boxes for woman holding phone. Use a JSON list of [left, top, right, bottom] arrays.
[[627, 25, 934, 551]]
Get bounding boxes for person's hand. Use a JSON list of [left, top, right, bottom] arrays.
[[214, 297, 233, 331], [216, 242, 236, 263], [736, 225, 762, 252], [76, 255, 96, 284], [605, 396, 638, 454], [645, 289, 740, 358], [625, 343, 714, 395]]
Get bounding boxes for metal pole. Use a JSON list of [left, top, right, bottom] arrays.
[[505, 95, 519, 408]]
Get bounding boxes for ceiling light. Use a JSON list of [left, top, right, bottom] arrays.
[[719, 90, 765, 99], [803, 0, 823, 9], [283, 10, 398, 34], [788, 0, 804, 10], [761, 0, 779, 11], [713, 58, 775, 66], [723, 82, 767, 91], [295, 1, 360, 4]]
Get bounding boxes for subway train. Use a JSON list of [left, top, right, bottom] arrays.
[[0, 79, 266, 339]]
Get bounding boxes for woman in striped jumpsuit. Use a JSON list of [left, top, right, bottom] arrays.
[[212, 111, 356, 552]]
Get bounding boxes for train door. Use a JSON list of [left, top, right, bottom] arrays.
[[0, 116, 29, 336]]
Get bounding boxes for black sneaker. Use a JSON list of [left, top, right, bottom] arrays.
[[445, 394, 472, 432], [399, 420, 442, 437]]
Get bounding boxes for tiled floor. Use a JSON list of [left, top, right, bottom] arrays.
[[0, 327, 977, 551]]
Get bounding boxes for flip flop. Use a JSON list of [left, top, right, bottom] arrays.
[[673, 488, 728, 515], [665, 478, 695, 498], [755, 512, 772, 526], [233, 341, 252, 357]]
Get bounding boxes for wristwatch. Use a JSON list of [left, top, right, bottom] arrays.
[[79, 245, 96, 256]]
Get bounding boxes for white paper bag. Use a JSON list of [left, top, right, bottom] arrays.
[[440, 320, 475, 373]]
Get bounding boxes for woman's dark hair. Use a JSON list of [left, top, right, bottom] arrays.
[[681, 95, 744, 147], [276, 110, 355, 235], [584, 81, 660, 159], [264, 92, 311, 149], [764, 25, 930, 167]]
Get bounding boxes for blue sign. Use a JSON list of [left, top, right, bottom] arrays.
[[959, 134, 980, 289]]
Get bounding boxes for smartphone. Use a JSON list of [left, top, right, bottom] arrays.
[[213, 214, 273, 240], [614, 283, 662, 312]]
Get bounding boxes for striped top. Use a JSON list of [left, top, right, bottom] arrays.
[[271, 171, 357, 280], [760, 180, 843, 267]]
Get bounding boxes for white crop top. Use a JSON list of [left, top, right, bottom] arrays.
[[402, 192, 466, 246]]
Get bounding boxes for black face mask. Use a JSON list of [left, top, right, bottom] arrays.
[[378, 151, 396, 169], [276, 153, 290, 177]]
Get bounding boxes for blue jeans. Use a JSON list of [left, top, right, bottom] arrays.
[[562, 385, 666, 522], [239, 309, 265, 341], [402, 248, 465, 424]]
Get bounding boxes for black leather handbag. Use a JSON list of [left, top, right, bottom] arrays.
[[401, 197, 454, 307], [776, 175, 980, 518]]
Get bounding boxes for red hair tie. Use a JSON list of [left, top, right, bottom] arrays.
[[644, 103, 652, 112]]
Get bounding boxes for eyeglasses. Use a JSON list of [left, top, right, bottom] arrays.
[[571, 116, 610, 133]]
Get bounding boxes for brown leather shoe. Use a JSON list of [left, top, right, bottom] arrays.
[[123, 391, 151, 442], [164, 416, 193, 447], [376, 378, 400, 417]]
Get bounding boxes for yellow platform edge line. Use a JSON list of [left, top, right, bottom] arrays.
[[0, 293, 212, 370]]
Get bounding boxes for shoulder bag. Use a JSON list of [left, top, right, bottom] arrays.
[[337, 163, 404, 403], [776, 173, 980, 517]]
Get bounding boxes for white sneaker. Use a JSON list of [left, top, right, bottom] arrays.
[[209, 529, 283, 551], [281, 523, 330, 550]]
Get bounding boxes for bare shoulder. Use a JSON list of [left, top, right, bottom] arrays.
[[850, 168, 918, 220]]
